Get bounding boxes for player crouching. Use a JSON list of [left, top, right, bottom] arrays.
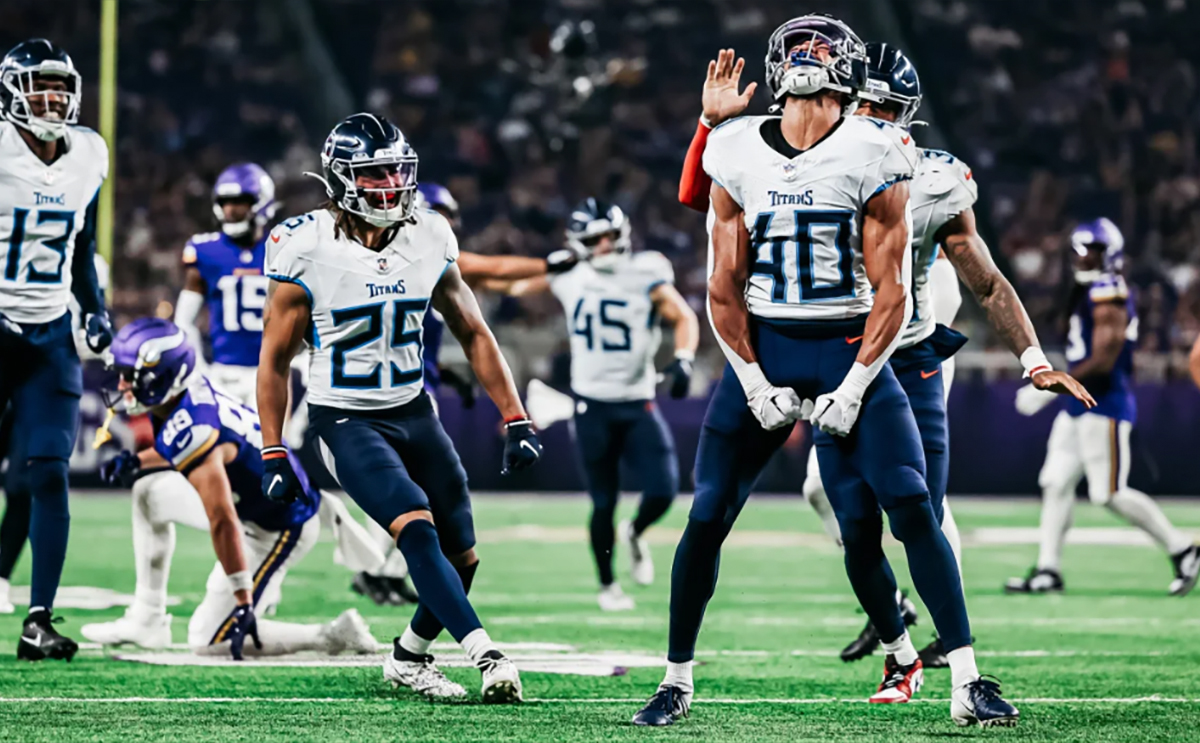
[[83, 318, 376, 659]]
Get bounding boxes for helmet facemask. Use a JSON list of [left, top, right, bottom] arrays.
[[102, 329, 196, 415], [2, 66, 80, 141], [327, 155, 419, 227], [765, 18, 867, 110], [858, 79, 922, 127], [569, 221, 632, 272]]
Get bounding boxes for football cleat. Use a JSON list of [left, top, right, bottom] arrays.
[[917, 635, 949, 669], [951, 676, 1020, 728], [81, 608, 172, 649], [384, 643, 468, 700], [868, 655, 923, 703], [1004, 567, 1064, 594], [17, 610, 78, 661], [620, 520, 654, 586], [323, 609, 377, 655], [477, 650, 523, 704], [1168, 545, 1199, 597], [631, 684, 691, 726], [598, 583, 636, 612], [387, 575, 420, 605], [840, 590, 918, 662], [352, 572, 400, 606]]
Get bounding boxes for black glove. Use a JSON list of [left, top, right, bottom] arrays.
[[546, 248, 583, 274], [0, 309, 23, 339], [664, 356, 693, 399], [261, 446, 303, 504], [85, 312, 114, 354], [227, 603, 262, 661], [439, 366, 477, 409], [501, 418, 542, 475], [101, 450, 141, 488]]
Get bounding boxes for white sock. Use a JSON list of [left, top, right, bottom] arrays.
[[662, 660, 694, 694], [0, 577, 10, 597], [947, 646, 980, 690], [1108, 489, 1193, 556], [941, 499, 963, 573], [802, 474, 843, 546], [399, 624, 433, 656], [460, 628, 498, 664], [882, 632, 918, 666], [1036, 485, 1075, 571]]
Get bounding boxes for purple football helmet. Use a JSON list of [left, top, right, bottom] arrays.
[[212, 162, 277, 238], [416, 182, 460, 228], [1071, 217, 1124, 283], [105, 318, 197, 414]]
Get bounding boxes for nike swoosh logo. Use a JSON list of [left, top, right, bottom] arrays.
[[901, 136, 911, 145], [845, 336, 863, 344], [519, 440, 540, 456], [336, 418, 349, 424], [920, 369, 940, 379], [270, 234, 280, 243], [269, 474, 283, 492], [20, 634, 42, 647]]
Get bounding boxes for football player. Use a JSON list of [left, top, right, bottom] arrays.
[[483, 198, 699, 610], [632, 16, 1021, 727], [1008, 219, 1199, 596], [0, 38, 113, 660], [258, 113, 541, 703], [677, 43, 1095, 679], [348, 181, 581, 607], [83, 319, 377, 658]]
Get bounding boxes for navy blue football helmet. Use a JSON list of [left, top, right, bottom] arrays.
[[314, 113, 418, 226], [566, 198, 631, 271], [765, 15, 867, 106], [0, 38, 81, 141], [858, 42, 922, 127]]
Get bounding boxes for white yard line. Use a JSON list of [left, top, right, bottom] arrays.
[[0, 696, 1196, 705]]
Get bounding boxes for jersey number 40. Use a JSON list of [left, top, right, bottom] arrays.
[[750, 210, 855, 303]]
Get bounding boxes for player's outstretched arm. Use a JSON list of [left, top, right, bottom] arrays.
[[939, 208, 1094, 406], [459, 251, 580, 286], [475, 275, 551, 297], [433, 262, 527, 421], [679, 49, 756, 212], [258, 280, 310, 449], [708, 184, 801, 429]]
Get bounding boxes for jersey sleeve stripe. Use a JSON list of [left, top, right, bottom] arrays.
[[175, 428, 220, 472], [646, 279, 668, 295], [266, 274, 313, 304], [868, 174, 914, 199]]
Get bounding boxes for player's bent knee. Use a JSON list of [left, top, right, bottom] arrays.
[[885, 499, 941, 543], [389, 509, 435, 541], [448, 548, 478, 568], [26, 458, 69, 508]]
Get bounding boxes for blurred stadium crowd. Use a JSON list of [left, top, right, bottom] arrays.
[[5, 0, 1200, 380]]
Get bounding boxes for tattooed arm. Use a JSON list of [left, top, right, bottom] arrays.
[[939, 207, 1093, 405]]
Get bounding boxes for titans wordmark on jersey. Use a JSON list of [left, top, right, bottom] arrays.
[[265, 208, 456, 411], [702, 115, 917, 321], [899, 147, 978, 348], [183, 232, 269, 366], [0, 120, 108, 324], [549, 252, 675, 402]]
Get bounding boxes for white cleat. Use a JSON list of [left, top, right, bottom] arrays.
[[0, 579, 13, 614], [323, 609, 378, 655], [598, 583, 636, 612], [383, 653, 468, 700], [478, 652, 523, 704], [620, 520, 654, 586], [81, 608, 172, 649]]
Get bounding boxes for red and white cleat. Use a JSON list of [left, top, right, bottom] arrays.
[[868, 654, 924, 704]]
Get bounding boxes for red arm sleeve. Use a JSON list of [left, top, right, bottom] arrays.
[[678, 119, 713, 213]]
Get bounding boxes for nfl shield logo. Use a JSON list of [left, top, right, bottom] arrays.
[[377, 256, 388, 272], [781, 161, 798, 182]]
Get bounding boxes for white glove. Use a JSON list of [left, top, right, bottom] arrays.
[[808, 362, 873, 437], [1015, 384, 1057, 416], [737, 363, 803, 430]]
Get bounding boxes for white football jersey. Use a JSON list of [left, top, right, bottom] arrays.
[[265, 208, 456, 410], [549, 252, 674, 402], [703, 115, 918, 321], [0, 121, 109, 324], [899, 148, 978, 348]]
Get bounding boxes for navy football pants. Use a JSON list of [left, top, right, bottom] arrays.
[[0, 313, 80, 611]]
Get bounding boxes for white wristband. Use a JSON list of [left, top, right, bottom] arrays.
[[674, 349, 696, 362], [699, 114, 715, 129], [836, 362, 874, 401], [1020, 347, 1052, 378], [732, 361, 770, 396], [227, 570, 253, 594]]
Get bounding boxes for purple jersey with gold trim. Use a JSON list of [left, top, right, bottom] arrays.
[[152, 376, 319, 531], [183, 232, 269, 366], [1065, 274, 1136, 423]]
